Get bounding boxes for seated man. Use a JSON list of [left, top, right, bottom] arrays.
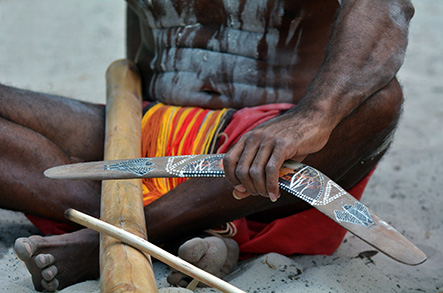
[[0, 0, 414, 291]]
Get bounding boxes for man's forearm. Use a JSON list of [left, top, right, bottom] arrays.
[[297, 0, 414, 128]]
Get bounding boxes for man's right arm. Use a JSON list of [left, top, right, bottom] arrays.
[[223, 0, 414, 202]]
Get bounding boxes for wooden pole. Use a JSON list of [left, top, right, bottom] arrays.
[[101, 59, 157, 292], [66, 209, 246, 293]]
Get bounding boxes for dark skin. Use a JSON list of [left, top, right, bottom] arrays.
[[0, 0, 413, 291]]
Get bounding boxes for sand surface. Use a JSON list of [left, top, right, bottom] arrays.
[[0, 0, 442, 292]]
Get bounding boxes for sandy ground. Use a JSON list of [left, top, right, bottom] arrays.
[[0, 0, 442, 292]]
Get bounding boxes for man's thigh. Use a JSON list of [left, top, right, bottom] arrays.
[[0, 84, 106, 161]]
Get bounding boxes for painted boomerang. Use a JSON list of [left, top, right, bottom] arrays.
[[44, 154, 426, 265]]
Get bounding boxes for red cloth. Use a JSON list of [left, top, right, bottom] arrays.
[[217, 103, 295, 153], [27, 103, 375, 261], [26, 214, 78, 235]]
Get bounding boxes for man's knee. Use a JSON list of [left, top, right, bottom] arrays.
[[356, 77, 404, 163], [369, 77, 404, 132], [321, 78, 404, 186]]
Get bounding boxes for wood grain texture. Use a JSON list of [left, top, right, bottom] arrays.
[[100, 59, 157, 292]]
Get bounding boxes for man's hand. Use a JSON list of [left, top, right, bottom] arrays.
[[223, 108, 332, 202]]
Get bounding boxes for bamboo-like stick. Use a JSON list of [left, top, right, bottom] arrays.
[[66, 209, 246, 293], [101, 59, 157, 292]]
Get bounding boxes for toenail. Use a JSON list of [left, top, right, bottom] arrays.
[[35, 254, 55, 268], [42, 265, 58, 281], [23, 242, 32, 255], [42, 278, 59, 291], [14, 239, 34, 260]]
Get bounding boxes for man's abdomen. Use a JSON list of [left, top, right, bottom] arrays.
[[132, 0, 338, 109], [139, 26, 312, 109]]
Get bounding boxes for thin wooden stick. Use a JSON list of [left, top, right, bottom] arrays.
[[101, 59, 157, 292], [186, 279, 200, 291], [65, 209, 246, 293]]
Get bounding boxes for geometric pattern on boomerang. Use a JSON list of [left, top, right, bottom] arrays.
[[105, 156, 373, 228]]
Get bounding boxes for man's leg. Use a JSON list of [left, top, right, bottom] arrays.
[[0, 84, 105, 219], [0, 84, 105, 290]]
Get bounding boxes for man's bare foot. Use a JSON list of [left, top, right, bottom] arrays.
[[14, 229, 99, 291], [167, 236, 239, 287]]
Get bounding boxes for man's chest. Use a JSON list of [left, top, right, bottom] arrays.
[[128, 0, 305, 31]]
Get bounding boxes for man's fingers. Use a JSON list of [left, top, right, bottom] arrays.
[[265, 151, 285, 202], [224, 137, 260, 195], [228, 135, 264, 195], [223, 140, 245, 187], [234, 185, 247, 193], [232, 189, 251, 200], [225, 129, 307, 201], [249, 143, 275, 196], [234, 146, 260, 195]]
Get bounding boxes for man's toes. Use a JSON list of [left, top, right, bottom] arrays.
[[35, 254, 55, 268], [42, 265, 58, 281], [177, 237, 209, 263], [167, 272, 193, 287], [178, 237, 228, 274], [194, 237, 228, 274], [14, 237, 36, 260], [42, 278, 60, 292], [220, 238, 239, 275]]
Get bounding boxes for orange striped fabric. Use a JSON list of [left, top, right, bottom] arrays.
[[141, 103, 231, 206]]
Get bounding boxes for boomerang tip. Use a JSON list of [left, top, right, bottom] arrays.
[[414, 254, 428, 266], [353, 225, 428, 266], [398, 248, 427, 266], [44, 166, 60, 179], [387, 244, 427, 266], [44, 165, 75, 180]]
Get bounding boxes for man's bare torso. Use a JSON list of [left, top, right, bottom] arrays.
[[127, 0, 339, 109]]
